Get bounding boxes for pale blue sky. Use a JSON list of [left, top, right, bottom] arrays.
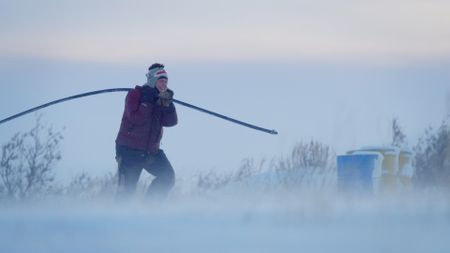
[[0, 0, 449, 181]]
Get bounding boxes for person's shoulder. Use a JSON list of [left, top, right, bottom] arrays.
[[129, 85, 143, 94], [133, 85, 143, 91], [126, 85, 143, 99]]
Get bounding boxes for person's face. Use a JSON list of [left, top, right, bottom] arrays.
[[155, 78, 168, 92]]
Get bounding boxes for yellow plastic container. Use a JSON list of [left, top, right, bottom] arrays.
[[398, 150, 414, 191]]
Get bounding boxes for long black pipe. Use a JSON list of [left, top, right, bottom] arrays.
[[0, 88, 278, 135]]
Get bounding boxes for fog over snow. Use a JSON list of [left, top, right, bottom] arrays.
[[1, 1, 450, 252], [1, 190, 449, 253]]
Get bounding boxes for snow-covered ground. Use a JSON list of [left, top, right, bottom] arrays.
[[0, 190, 449, 253]]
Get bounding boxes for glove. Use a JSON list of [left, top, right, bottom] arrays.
[[140, 86, 159, 104], [158, 89, 174, 107]]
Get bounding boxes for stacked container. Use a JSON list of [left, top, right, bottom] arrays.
[[398, 150, 414, 191], [337, 146, 414, 194]]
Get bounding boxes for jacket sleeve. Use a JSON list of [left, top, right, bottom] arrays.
[[123, 89, 153, 125], [160, 103, 178, 127]]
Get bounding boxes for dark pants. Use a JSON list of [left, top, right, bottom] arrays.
[[115, 144, 175, 200]]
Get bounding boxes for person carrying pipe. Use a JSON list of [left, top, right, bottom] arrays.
[[115, 63, 177, 200]]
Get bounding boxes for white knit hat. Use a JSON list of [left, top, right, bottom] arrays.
[[145, 64, 168, 88]]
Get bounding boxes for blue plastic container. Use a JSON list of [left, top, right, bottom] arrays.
[[337, 154, 380, 193]]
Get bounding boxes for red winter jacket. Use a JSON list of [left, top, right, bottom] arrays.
[[115, 85, 178, 153]]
